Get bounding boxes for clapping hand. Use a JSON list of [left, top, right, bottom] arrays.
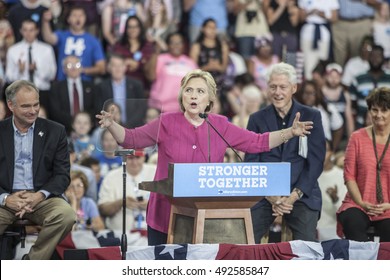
[[291, 112, 313, 137]]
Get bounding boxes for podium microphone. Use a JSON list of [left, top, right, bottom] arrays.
[[114, 149, 135, 157], [199, 113, 243, 162]]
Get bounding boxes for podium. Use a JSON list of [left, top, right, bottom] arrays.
[[139, 162, 290, 244]]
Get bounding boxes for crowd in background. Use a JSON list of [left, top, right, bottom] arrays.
[[0, 0, 389, 244]]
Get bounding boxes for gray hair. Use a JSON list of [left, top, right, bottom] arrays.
[[5, 80, 39, 103], [266, 62, 297, 85]]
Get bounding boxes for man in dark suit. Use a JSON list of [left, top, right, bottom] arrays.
[[95, 54, 147, 129], [245, 62, 326, 243], [49, 55, 96, 134], [0, 80, 75, 259]]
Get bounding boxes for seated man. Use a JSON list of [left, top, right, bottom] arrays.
[[0, 80, 75, 260]]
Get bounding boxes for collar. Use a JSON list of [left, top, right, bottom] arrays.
[[12, 116, 35, 135], [272, 99, 295, 122]]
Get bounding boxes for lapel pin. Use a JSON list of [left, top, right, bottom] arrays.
[[38, 131, 44, 137]]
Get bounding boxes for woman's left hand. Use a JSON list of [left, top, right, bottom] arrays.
[[291, 112, 313, 137]]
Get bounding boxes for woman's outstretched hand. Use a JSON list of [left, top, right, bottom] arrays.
[[96, 110, 113, 128], [96, 104, 119, 128], [291, 112, 313, 137]]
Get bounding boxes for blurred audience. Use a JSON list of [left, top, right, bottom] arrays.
[[65, 170, 105, 232], [264, 0, 300, 61], [49, 55, 97, 134], [41, 5, 106, 81], [322, 63, 355, 150], [248, 37, 279, 92], [101, 0, 145, 47], [145, 32, 197, 112], [298, 0, 339, 80], [296, 80, 344, 151], [110, 15, 155, 89], [317, 140, 347, 241], [349, 45, 390, 129], [95, 54, 147, 129], [5, 19, 56, 110], [233, 0, 270, 60], [183, 0, 228, 43], [98, 150, 156, 232]]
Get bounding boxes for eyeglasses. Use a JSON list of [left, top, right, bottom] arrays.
[[66, 62, 81, 69], [72, 183, 84, 189]]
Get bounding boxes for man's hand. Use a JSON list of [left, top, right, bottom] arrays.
[[126, 196, 140, 209], [11, 191, 45, 218], [267, 192, 299, 216]]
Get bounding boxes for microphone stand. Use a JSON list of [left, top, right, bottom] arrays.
[[114, 149, 135, 260], [200, 113, 243, 162]]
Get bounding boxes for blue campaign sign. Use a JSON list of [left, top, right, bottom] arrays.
[[173, 162, 291, 197]]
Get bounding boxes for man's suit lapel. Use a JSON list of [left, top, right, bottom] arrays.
[[263, 106, 282, 153], [33, 119, 45, 179], [263, 106, 279, 131], [4, 119, 15, 188]]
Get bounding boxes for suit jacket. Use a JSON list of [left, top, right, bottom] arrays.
[[0, 117, 70, 196], [49, 80, 96, 134], [95, 77, 147, 128], [244, 100, 326, 211]]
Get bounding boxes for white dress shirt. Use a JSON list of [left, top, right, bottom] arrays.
[[6, 39, 57, 90]]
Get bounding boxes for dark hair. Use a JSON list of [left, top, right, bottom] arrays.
[[165, 31, 183, 45], [21, 18, 39, 29], [234, 72, 255, 86], [366, 87, 390, 110], [79, 156, 100, 169], [120, 15, 146, 48], [296, 80, 330, 114], [107, 53, 125, 62], [66, 5, 87, 27], [360, 35, 374, 48], [195, 18, 222, 52]]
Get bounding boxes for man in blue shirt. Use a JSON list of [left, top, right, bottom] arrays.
[[0, 80, 75, 259]]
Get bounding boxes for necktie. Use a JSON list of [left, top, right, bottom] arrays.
[[73, 82, 80, 115], [372, 127, 390, 203], [28, 46, 34, 82]]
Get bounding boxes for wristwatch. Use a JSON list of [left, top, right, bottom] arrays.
[[1, 194, 9, 207], [293, 188, 304, 199]]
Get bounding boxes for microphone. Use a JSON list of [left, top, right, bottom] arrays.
[[114, 149, 135, 157], [199, 113, 243, 162]]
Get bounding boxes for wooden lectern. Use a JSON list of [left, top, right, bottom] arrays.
[[139, 163, 290, 245]]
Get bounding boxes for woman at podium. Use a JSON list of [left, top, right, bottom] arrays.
[[96, 69, 313, 245]]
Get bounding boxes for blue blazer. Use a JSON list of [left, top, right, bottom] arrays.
[[244, 101, 326, 211], [0, 117, 70, 196]]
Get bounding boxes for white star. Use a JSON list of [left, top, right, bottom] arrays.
[[158, 244, 184, 258]]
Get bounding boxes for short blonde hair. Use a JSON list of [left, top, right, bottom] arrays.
[[178, 69, 217, 112]]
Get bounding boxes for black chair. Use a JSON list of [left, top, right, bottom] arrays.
[[367, 225, 380, 242], [0, 218, 38, 260]]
